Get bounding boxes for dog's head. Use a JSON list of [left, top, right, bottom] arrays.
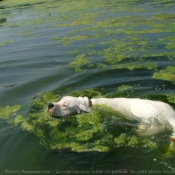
[[48, 96, 90, 117]]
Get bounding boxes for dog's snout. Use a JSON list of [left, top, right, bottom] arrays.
[[48, 103, 54, 109]]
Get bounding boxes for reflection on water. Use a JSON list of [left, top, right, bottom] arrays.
[[0, 0, 175, 173]]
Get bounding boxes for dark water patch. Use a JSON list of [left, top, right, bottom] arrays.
[[0, 18, 6, 24]]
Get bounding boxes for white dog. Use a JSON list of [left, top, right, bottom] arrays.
[[48, 96, 175, 143]]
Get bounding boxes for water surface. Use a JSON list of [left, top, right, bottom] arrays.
[[0, 0, 175, 174]]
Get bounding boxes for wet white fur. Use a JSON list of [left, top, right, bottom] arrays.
[[48, 96, 175, 140]]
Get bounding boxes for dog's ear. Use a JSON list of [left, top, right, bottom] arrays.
[[76, 104, 90, 114]]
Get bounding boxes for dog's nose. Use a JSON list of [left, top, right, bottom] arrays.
[[48, 103, 54, 109]]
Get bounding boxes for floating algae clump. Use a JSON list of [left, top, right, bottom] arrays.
[[69, 54, 92, 72], [0, 40, 14, 47], [0, 105, 21, 120], [153, 66, 175, 82], [114, 133, 127, 146], [114, 134, 156, 148], [0, 88, 169, 152]]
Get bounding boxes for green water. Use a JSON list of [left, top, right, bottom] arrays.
[[0, 0, 175, 174]]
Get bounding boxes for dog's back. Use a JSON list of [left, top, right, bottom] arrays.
[[92, 97, 175, 129]]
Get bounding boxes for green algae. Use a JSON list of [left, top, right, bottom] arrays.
[[69, 88, 103, 99], [0, 0, 157, 75], [117, 85, 132, 92], [142, 139, 157, 148], [0, 88, 162, 153], [166, 94, 175, 104], [0, 40, 14, 47], [1, 87, 175, 153], [69, 54, 92, 72], [13, 115, 24, 126], [1, 0, 175, 73], [0, 105, 21, 119], [98, 61, 158, 71], [128, 136, 139, 147], [114, 134, 157, 148], [153, 66, 175, 82], [49, 0, 175, 73], [114, 133, 127, 146], [18, 31, 34, 37]]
